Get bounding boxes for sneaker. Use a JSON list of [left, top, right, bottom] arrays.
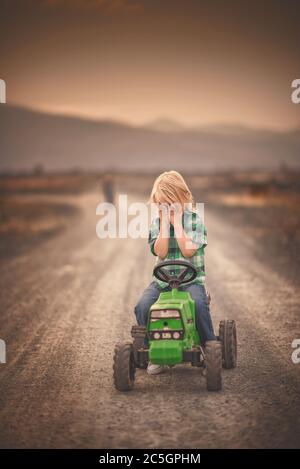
[[147, 362, 167, 375]]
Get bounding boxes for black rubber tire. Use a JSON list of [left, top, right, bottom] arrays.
[[219, 320, 237, 369], [113, 341, 135, 391], [205, 340, 222, 391]]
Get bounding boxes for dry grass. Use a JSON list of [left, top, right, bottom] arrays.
[[210, 190, 300, 208], [0, 197, 78, 237], [0, 173, 98, 194]]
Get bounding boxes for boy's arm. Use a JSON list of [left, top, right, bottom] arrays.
[[173, 223, 198, 257], [172, 209, 206, 258], [148, 212, 170, 259], [153, 211, 170, 259]]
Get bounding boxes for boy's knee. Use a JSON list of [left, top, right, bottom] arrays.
[[134, 300, 148, 326], [188, 286, 208, 310], [195, 294, 208, 313], [134, 283, 160, 326]]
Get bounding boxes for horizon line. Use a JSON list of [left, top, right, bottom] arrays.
[[2, 101, 300, 134]]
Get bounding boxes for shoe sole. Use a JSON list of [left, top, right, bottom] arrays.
[[147, 367, 167, 376]]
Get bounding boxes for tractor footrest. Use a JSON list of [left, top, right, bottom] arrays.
[[183, 349, 204, 366], [131, 325, 146, 339], [136, 348, 149, 368]]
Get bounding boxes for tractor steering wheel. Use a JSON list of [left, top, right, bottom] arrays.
[[153, 260, 197, 288]]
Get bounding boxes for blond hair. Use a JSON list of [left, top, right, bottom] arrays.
[[149, 171, 193, 206]]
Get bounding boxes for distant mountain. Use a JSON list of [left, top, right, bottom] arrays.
[[0, 105, 299, 173], [145, 118, 185, 132]]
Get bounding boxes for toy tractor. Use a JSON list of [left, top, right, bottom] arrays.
[[113, 260, 237, 392]]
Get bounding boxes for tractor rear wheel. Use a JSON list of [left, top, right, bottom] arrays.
[[205, 340, 222, 391], [219, 320, 237, 369], [113, 341, 135, 391]]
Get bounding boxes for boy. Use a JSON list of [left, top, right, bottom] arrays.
[[135, 171, 216, 375]]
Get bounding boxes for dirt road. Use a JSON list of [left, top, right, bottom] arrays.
[[0, 189, 299, 448]]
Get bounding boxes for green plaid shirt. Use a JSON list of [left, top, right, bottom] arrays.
[[148, 210, 207, 289]]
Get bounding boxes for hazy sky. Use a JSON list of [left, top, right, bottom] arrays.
[[1, 0, 300, 129]]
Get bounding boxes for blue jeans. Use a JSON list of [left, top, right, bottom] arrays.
[[134, 281, 216, 344]]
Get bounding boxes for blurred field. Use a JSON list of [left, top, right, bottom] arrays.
[[0, 172, 98, 194], [0, 197, 80, 258], [190, 170, 300, 286], [0, 169, 299, 282], [0, 173, 99, 258]]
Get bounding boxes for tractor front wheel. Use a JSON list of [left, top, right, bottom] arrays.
[[113, 341, 135, 391], [219, 320, 237, 369], [205, 340, 222, 391]]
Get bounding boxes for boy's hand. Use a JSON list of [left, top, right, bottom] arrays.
[[158, 205, 170, 239], [169, 203, 183, 227], [154, 204, 170, 258]]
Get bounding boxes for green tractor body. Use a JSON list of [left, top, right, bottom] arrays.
[[148, 288, 200, 366]]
